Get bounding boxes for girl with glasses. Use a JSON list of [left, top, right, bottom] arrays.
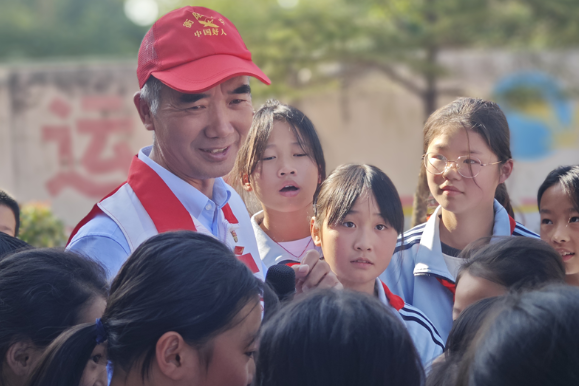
[[381, 97, 538, 342]]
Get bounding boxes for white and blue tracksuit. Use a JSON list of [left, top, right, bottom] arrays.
[[376, 278, 444, 368], [380, 200, 539, 342]]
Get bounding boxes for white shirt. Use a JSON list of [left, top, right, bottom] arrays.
[[251, 210, 321, 267]]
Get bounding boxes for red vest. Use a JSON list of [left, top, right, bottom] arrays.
[[68, 155, 264, 280]]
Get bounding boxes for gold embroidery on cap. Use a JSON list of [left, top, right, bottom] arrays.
[[192, 12, 220, 28], [189, 12, 227, 37]]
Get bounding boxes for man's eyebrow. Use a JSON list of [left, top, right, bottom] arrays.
[[179, 93, 210, 104], [230, 84, 251, 95]]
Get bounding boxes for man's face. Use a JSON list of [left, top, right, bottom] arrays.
[[150, 76, 253, 180], [0, 204, 16, 237]]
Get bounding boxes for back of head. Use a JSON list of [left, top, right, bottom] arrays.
[[459, 284, 579, 386], [0, 249, 108, 363], [104, 231, 262, 378], [427, 297, 502, 386], [458, 237, 565, 290], [256, 289, 423, 386], [0, 232, 32, 259], [445, 297, 502, 355]]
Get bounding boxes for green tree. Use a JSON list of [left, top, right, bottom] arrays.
[[0, 0, 147, 60], [19, 203, 67, 247]]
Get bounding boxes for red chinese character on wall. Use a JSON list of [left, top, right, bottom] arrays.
[[43, 96, 134, 198]]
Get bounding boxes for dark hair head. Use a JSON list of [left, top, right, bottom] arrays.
[[445, 297, 501, 356], [313, 164, 404, 236], [0, 249, 108, 364], [537, 165, 579, 211], [457, 237, 565, 290], [427, 297, 502, 386], [256, 289, 424, 386], [0, 191, 20, 237], [27, 232, 262, 383], [104, 231, 262, 378], [235, 99, 326, 183], [423, 98, 514, 217], [0, 231, 32, 259], [457, 284, 579, 386]]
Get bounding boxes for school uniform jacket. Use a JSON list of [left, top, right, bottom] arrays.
[[379, 200, 538, 342], [251, 210, 322, 267], [67, 152, 265, 281], [376, 278, 444, 367]]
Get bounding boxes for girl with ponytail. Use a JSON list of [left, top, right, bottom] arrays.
[[0, 249, 108, 386], [28, 231, 263, 386], [381, 97, 538, 342]]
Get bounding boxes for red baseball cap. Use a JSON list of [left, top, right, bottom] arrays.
[[137, 6, 271, 93]]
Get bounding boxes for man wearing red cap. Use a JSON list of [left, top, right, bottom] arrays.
[[67, 6, 339, 292]]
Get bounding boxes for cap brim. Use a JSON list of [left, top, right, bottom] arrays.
[[152, 54, 271, 94]]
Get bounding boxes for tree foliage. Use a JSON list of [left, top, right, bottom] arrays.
[[0, 0, 147, 61], [19, 203, 67, 248]]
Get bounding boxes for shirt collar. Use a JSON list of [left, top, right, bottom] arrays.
[[138, 146, 231, 218], [414, 199, 508, 280]]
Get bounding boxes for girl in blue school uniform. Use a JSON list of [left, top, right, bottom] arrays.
[[381, 97, 538, 342], [234, 99, 326, 267], [311, 163, 444, 367]]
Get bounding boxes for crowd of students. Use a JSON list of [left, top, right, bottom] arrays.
[[1, 93, 579, 386]]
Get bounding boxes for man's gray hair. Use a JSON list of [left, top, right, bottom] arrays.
[[140, 76, 163, 115]]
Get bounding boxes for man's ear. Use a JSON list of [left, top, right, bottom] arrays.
[[242, 174, 253, 192], [155, 331, 200, 382], [6, 341, 40, 378], [498, 159, 514, 184], [133, 92, 155, 132], [311, 217, 322, 247]]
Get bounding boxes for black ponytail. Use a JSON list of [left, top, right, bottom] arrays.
[[26, 324, 102, 386], [494, 182, 514, 219]]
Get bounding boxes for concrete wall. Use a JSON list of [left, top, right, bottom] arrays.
[[1, 51, 578, 233], [0, 61, 152, 228]]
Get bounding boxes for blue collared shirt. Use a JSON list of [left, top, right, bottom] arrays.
[[67, 146, 231, 278]]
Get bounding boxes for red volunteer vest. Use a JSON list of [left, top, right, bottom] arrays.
[[68, 156, 260, 274]]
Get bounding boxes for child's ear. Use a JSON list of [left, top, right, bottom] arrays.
[[6, 340, 40, 378], [311, 217, 322, 247], [498, 159, 514, 184], [241, 174, 253, 192], [155, 331, 200, 382]]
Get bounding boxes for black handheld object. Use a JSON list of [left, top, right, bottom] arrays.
[[265, 264, 296, 303]]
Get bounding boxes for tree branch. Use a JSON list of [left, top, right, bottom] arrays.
[[370, 62, 425, 97]]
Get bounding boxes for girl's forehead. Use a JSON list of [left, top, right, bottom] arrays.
[[269, 120, 303, 143], [541, 183, 575, 211], [428, 126, 492, 155]]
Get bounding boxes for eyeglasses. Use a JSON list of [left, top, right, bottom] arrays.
[[423, 153, 504, 178]]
